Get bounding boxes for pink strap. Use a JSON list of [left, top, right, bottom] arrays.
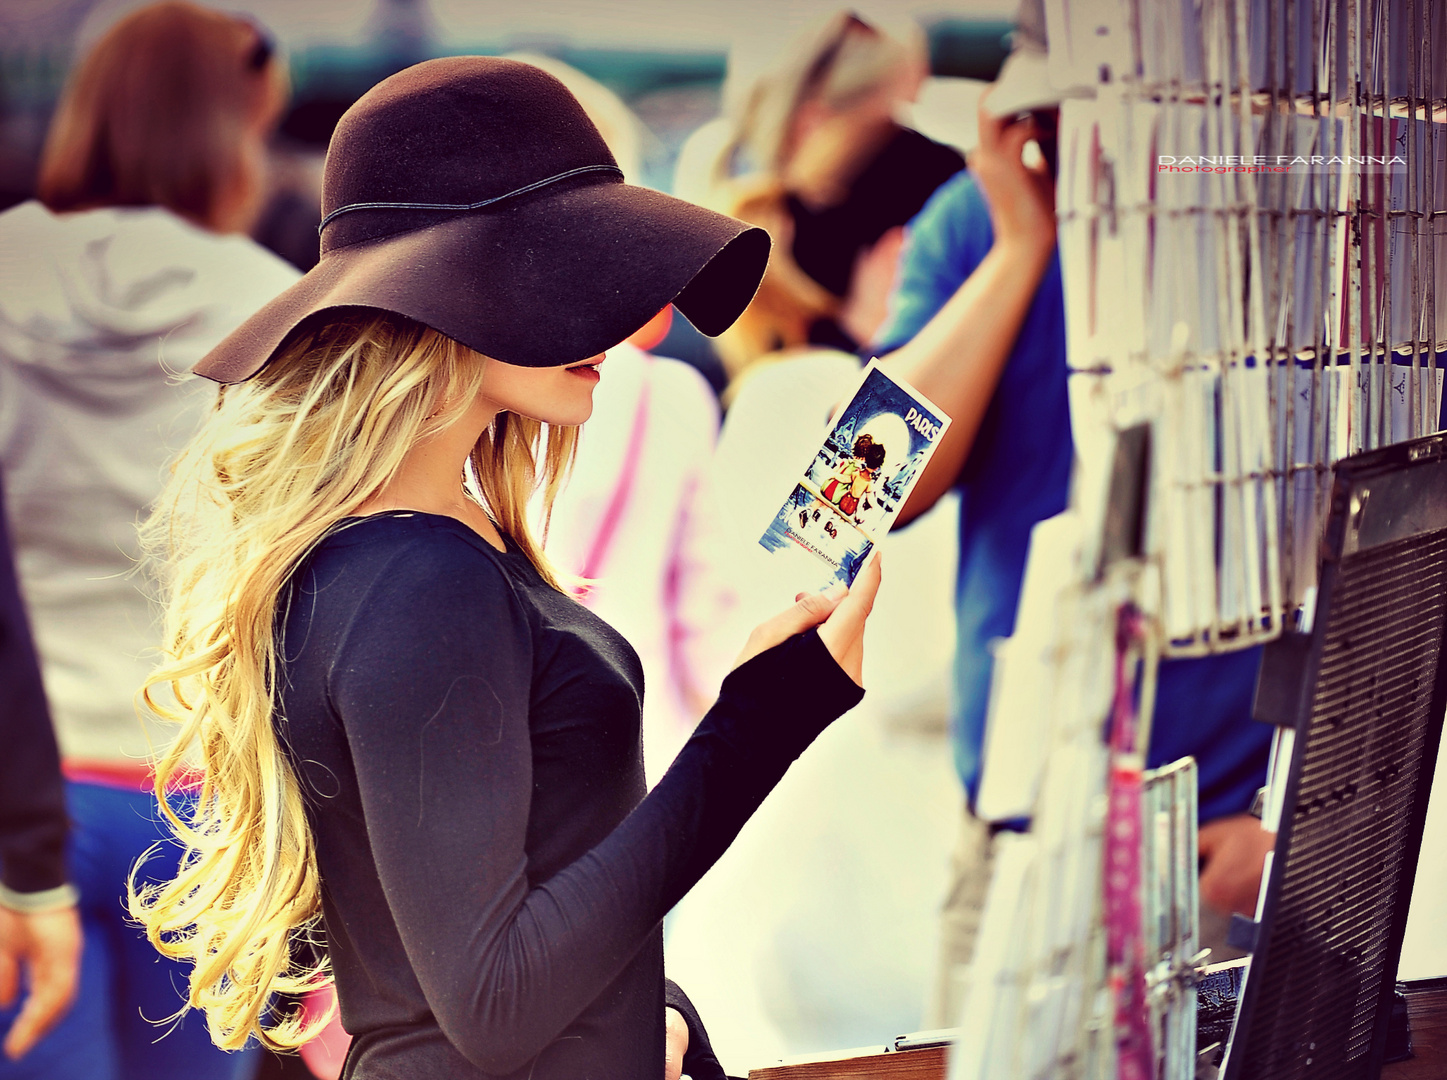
[[578, 360, 653, 584], [1104, 605, 1153, 1080]]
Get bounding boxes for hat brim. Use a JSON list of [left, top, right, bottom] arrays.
[[194, 179, 770, 383]]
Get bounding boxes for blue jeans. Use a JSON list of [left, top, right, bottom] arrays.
[[0, 781, 259, 1080]]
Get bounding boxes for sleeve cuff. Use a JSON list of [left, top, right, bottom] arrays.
[[720, 628, 864, 732], [0, 882, 78, 913]]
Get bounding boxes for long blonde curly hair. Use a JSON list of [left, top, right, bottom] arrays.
[[129, 309, 578, 1051]]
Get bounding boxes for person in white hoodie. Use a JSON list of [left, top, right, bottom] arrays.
[[0, 6, 299, 1078]]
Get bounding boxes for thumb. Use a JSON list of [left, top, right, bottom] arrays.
[[764, 583, 848, 642], [820, 553, 882, 642], [818, 553, 883, 686], [734, 583, 848, 670]]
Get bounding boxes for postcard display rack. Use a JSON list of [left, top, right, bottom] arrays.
[[951, 2, 1446, 1079]]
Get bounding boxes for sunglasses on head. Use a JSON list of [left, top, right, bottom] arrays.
[[800, 13, 874, 100]]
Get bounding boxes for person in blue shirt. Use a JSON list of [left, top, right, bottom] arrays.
[[875, 98, 1275, 1024]]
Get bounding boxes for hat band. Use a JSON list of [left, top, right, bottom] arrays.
[[318, 164, 624, 235]]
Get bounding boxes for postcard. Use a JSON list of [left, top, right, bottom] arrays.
[[758, 359, 952, 589]]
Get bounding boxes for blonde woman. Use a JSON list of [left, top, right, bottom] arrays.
[[132, 59, 879, 1080]]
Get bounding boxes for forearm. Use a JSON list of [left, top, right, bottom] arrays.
[[0, 482, 69, 899], [394, 630, 862, 1072], [883, 239, 1054, 525]]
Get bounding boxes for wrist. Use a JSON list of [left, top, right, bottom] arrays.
[[715, 628, 864, 764], [0, 882, 79, 914], [992, 230, 1056, 266]]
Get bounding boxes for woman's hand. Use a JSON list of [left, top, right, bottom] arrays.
[[733, 553, 882, 686], [664, 1006, 689, 1080]]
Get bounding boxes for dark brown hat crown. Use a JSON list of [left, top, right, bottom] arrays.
[[320, 58, 620, 253], [192, 55, 769, 381]]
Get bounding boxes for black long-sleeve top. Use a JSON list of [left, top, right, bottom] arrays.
[[276, 512, 863, 1079], [0, 475, 69, 901]]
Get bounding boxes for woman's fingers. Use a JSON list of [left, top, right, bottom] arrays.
[[818, 552, 882, 686], [773, 583, 848, 638], [733, 583, 848, 670], [733, 553, 882, 682]]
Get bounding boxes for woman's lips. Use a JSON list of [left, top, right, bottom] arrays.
[[565, 356, 604, 382]]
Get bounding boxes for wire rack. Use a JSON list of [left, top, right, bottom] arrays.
[[1056, 0, 1446, 656], [953, 2, 1446, 1079]]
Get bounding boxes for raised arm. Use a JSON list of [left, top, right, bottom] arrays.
[[882, 103, 1058, 526], [329, 547, 871, 1074]]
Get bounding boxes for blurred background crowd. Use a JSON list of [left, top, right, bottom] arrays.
[[0, 1, 1103, 1078]]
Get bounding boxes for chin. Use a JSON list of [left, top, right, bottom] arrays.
[[513, 386, 596, 427], [550, 399, 595, 426], [481, 357, 600, 427], [542, 368, 601, 426]]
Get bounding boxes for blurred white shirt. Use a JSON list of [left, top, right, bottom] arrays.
[[0, 201, 299, 763], [541, 341, 737, 786]]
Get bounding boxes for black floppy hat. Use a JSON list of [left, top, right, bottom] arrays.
[[195, 57, 771, 383]]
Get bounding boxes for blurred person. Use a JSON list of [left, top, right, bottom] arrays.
[[503, 53, 738, 787], [676, 11, 962, 383], [654, 84, 989, 1072], [0, 4, 299, 1078], [252, 146, 326, 274], [541, 334, 737, 787], [658, 26, 969, 1054], [127, 57, 879, 1080], [0, 476, 81, 1064], [872, 0, 1273, 1026]]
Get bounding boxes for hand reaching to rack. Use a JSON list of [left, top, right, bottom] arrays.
[[882, 95, 1059, 526], [1199, 814, 1277, 916], [969, 96, 1057, 255]]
